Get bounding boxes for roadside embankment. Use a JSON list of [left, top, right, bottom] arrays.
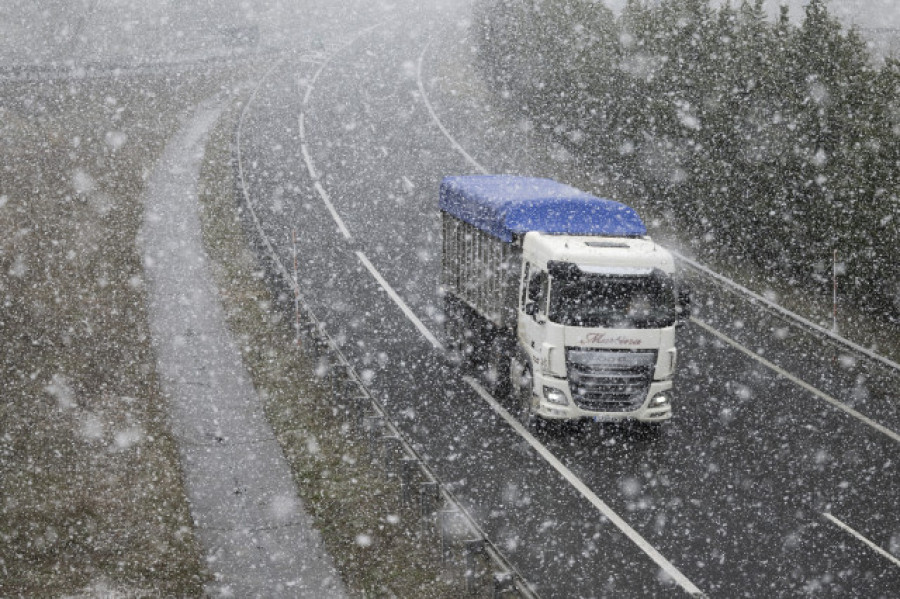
[[0, 67, 244, 596]]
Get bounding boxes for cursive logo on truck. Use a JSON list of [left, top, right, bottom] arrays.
[[579, 333, 643, 346]]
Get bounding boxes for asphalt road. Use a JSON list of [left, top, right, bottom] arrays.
[[235, 2, 900, 596]]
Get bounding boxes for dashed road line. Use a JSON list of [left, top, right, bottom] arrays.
[[675, 253, 900, 372], [312, 180, 352, 240], [300, 142, 318, 180]]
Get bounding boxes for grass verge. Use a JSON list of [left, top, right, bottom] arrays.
[[196, 97, 485, 598], [0, 67, 245, 597]]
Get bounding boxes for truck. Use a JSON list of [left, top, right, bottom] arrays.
[[440, 175, 689, 425]]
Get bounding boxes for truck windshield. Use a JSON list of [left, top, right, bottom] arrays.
[[548, 271, 677, 329]]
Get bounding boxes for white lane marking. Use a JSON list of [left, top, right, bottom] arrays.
[[355, 251, 443, 350], [692, 318, 900, 444], [302, 81, 314, 106], [313, 181, 352, 241], [300, 143, 319, 181], [823, 512, 900, 569], [466, 377, 704, 596], [299, 105, 347, 237], [416, 42, 488, 175], [414, 38, 900, 444], [296, 24, 383, 243], [298, 114, 320, 180]]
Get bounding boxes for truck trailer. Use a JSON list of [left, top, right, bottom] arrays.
[[440, 175, 689, 425]]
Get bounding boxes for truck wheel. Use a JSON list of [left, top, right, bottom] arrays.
[[442, 297, 467, 364], [514, 366, 537, 427], [442, 299, 456, 349], [486, 337, 511, 398], [448, 322, 466, 360]]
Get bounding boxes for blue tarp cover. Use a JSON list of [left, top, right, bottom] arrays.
[[439, 175, 647, 242]]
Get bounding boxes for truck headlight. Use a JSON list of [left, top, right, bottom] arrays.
[[649, 393, 669, 408], [543, 386, 568, 405]]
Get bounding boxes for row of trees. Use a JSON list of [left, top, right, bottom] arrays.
[[472, 0, 899, 317]]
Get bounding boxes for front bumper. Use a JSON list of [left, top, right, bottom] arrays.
[[530, 372, 673, 422]]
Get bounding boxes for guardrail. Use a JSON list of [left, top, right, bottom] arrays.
[[0, 48, 283, 82], [672, 250, 900, 372]]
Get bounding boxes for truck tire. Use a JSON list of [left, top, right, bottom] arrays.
[[442, 296, 458, 350], [443, 296, 469, 364], [513, 364, 537, 427], [486, 336, 511, 398]]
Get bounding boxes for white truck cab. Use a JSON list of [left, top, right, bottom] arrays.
[[514, 233, 678, 422]]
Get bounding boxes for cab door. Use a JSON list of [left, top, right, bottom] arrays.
[[519, 263, 549, 366]]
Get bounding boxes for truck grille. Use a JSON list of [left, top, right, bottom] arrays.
[[566, 349, 657, 412]]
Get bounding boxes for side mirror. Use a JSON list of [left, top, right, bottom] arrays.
[[525, 302, 538, 317]]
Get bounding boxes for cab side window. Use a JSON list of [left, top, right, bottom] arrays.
[[520, 262, 531, 308], [527, 269, 548, 315]]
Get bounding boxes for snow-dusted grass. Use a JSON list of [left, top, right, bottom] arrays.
[[197, 100, 476, 598], [0, 72, 238, 596]]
